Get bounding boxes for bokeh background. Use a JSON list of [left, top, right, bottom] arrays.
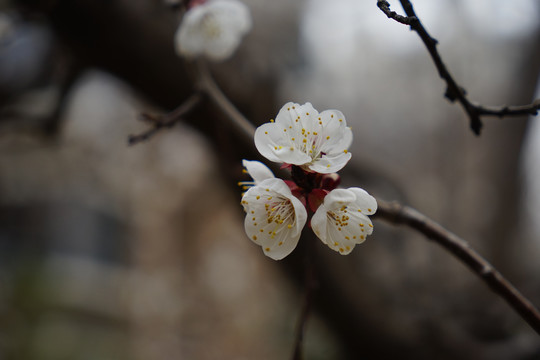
[[0, 0, 539, 359]]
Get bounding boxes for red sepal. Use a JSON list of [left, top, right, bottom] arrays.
[[320, 173, 340, 191], [308, 188, 328, 213], [285, 180, 306, 208], [280, 163, 293, 170]]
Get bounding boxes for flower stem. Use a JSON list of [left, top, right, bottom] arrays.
[[291, 234, 318, 360]]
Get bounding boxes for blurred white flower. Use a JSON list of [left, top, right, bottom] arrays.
[[241, 178, 307, 260], [311, 187, 376, 255], [174, 0, 252, 61], [254, 102, 353, 174]]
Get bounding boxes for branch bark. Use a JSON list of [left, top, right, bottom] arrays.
[[377, 0, 540, 135], [128, 92, 203, 145], [374, 199, 540, 335], [195, 60, 256, 140]]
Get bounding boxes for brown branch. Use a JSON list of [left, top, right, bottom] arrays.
[[194, 60, 256, 140], [378, 0, 540, 135], [376, 0, 416, 25], [128, 92, 202, 145], [474, 98, 540, 118], [291, 235, 318, 360], [128, 59, 256, 146], [374, 199, 540, 335], [291, 290, 311, 360]]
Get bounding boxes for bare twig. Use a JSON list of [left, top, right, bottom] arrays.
[[195, 60, 256, 140], [128, 93, 202, 145], [378, 0, 540, 135], [374, 199, 540, 335], [376, 0, 415, 25], [291, 291, 311, 360], [473, 99, 540, 118], [291, 236, 318, 360], [128, 59, 255, 146]]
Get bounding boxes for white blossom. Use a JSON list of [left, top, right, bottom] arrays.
[[311, 187, 376, 255], [254, 102, 353, 174], [241, 159, 274, 184], [174, 0, 252, 61], [241, 178, 307, 260], [238, 159, 276, 196]]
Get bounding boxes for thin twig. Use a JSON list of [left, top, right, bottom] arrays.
[[473, 99, 540, 118], [128, 93, 202, 145], [195, 60, 256, 140], [378, 0, 540, 135], [374, 199, 540, 335], [376, 0, 416, 25], [291, 293, 311, 360], [291, 235, 318, 360]]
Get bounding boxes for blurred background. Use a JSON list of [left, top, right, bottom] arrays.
[[0, 0, 539, 359]]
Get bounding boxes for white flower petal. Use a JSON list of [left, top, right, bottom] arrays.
[[242, 160, 274, 184], [210, 0, 252, 33], [321, 126, 353, 153], [204, 33, 242, 61], [174, 0, 252, 61], [322, 188, 357, 207], [308, 151, 352, 174], [311, 205, 328, 244], [348, 187, 378, 215], [312, 187, 376, 255], [255, 102, 353, 172], [254, 123, 312, 165], [263, 228, 302, 260], [241, 178, 307, 260], [253, 123, 284, 162], [275, 102, 318, 127]]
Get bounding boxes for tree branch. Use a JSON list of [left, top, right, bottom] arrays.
[[194, 60, 256, 140], [291, 234, 318, 360], [128, 92, 202, 145], [376, 0, 416, 25], [378, 0, 540, 135], [374, 199, 540, 335]]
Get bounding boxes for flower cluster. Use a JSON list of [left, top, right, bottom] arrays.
[[174, 0, 252, 61], [241, 102, 377, 260]]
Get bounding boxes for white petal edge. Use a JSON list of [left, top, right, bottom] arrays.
[[242, 178, 307, 260], [174, 0, 252, 61], [349, 187, 377, 215], [311, 204, 328, 244], [312, 187, 376, 255], [242, 159, 275, 184], [322, 188, 356, 208]]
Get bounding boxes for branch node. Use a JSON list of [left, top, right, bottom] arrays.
[[379, 0, 539, 135], [376, 198, 540, 334], [128, 92, 202, 145], [470, 115, 483, 136], [377, 0, 417, 25], [480, 265, 493, 277]]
